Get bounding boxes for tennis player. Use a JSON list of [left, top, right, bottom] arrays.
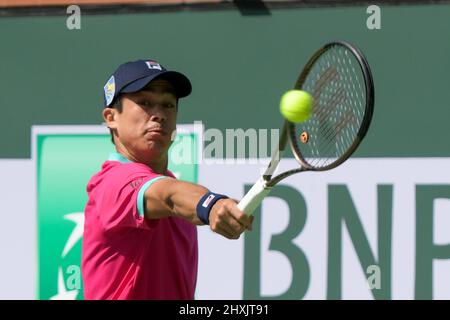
[[81, 60, 252, 300]]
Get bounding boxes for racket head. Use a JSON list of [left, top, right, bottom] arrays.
[[289, 41, 374, 171]]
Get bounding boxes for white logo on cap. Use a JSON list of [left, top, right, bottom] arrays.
[[146, 61, 162, 70], [104, 76, 115, 106]]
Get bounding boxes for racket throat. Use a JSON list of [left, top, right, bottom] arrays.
[[263, 121, 289, 179], [237, 177, 273, 216]]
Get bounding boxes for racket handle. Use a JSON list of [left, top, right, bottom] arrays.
[[237, 178, 272, 216]]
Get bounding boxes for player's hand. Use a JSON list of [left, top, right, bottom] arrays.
[[209, 198, 253, 240]]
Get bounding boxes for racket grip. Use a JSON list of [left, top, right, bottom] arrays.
[[237, 178, 272, 216]]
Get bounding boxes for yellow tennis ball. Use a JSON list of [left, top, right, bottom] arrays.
[[279, 90, 313, 123]]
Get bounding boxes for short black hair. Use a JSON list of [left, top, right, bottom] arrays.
[[108, 95, 123, 145]]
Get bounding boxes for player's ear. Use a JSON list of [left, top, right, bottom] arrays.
[[103, 107, 118, 129]]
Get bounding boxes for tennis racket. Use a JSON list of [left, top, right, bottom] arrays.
[[237, 41, 374, 216]]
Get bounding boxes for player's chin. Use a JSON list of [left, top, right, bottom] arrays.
[[143, 138, 170, 153]]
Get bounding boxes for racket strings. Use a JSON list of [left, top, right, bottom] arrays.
[[315, 102, 360, 152], [314, 109, 357, 159], [313, 98, 362, 167], [296, 44, 367, 169]]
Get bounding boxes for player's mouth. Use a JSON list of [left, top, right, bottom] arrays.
[[145, 127, 167, 137]]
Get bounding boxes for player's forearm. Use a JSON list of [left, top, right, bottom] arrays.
[[144, 177, 252, 239], [144, 178, 209, 225], [167, 180, 209, 225], [166, 181, 252, 238]]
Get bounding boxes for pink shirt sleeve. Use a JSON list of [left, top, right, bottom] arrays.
[[94, 162, 170, 232]]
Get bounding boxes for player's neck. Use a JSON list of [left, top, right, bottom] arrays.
[[144, 156, 168, 174], [115, 145, 168, 175]]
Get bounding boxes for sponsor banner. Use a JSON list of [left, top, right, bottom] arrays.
[[33, 125, 450, 299], [197, 158, 450, 299], [34, 125, 199, 300]]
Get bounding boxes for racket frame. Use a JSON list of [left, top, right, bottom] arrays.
[[238, 41, 375, 214]]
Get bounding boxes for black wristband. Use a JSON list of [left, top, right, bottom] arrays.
[[196, 192, 229, 225]]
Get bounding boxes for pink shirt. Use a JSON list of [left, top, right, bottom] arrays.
[[82, 153, 198, 300]]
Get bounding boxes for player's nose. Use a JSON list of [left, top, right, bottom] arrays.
[[148, 106, 166, 123]]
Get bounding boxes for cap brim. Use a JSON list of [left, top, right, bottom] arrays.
[[120, 71, 192, 98]]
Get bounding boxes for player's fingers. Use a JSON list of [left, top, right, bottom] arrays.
[[227, 202, 253, 229], [224, 215, 246, 235], [213, 225, 240, 240], [210, 208, 245, 235]]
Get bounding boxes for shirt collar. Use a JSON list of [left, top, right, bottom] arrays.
[[108, 152, 133, 164]]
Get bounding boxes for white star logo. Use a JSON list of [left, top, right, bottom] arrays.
[[50, 212, 84, 300], [61, 212, 84, 258]]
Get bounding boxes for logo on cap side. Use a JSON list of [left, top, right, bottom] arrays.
[[104, 76, 115, 106], [145, 61, 162, 70]]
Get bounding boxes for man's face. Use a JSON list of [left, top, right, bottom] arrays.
[[107, 79, 178, 160]]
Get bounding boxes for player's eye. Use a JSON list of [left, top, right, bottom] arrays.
[[163, 102, 176, 109], [138, 100, 152, 107]]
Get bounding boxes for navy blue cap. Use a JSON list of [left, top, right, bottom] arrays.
[[103, 59, 192, 107]]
